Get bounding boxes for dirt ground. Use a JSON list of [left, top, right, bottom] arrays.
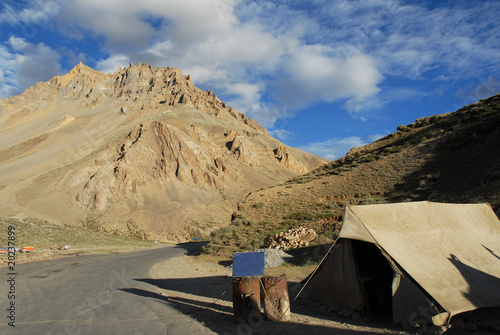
[[4, 244, 498, 334], [148, 254, 416, 335]]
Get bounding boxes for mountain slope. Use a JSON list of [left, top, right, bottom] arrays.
[[0, 62, 327, 241], [204, 94, 500, 255]]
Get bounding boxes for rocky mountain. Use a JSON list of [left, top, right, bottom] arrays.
[[0, 63, 326, 241], [204, 94, 500, 255]]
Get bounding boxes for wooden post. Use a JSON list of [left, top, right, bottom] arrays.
[[262, 274, 291, 321], [233, 276, 262, 321]]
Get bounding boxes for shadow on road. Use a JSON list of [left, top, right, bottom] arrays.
[[135, 276, 233, 302], [174, 241, 209, 256], [119, 286, 397, 335]]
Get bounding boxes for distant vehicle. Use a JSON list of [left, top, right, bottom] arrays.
[[21, 246, 35, 253], [58, 245, 70, 250]]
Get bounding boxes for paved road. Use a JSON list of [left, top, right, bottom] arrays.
[[0, 244, 215, 335]]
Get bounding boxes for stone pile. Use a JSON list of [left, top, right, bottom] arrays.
[[266, 227, 317, 250]]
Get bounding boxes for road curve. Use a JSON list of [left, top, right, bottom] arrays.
[[0, 243, 216, 335]]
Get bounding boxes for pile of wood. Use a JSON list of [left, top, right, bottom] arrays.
[[266, 227, 317, 250]]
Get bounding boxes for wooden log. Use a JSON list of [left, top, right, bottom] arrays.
[[262, 274, 291, 321], [233, 276, 262, 321]]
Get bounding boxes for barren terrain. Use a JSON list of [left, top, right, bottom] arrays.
[[0, 63, 326, 242]]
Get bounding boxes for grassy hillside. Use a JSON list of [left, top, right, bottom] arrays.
[[203, 94, 500, 256]]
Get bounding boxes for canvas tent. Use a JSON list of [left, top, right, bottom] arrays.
[[306, 201, 500, 327]]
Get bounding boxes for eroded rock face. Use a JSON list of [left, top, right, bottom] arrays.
[[75, 121, 233, 211], [274, 145, 309, 174]]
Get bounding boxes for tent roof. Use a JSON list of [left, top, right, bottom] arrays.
[[340, 201, 500, 316]]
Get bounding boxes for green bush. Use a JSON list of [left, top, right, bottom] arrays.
[[253, 202, 265, 209]]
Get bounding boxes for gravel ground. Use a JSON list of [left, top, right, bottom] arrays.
[[148, 253, 414, 335]]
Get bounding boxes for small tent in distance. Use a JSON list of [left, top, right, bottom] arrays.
[[306, 201, 500, 328]]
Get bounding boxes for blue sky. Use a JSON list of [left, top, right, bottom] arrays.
[[1, 0, 499, 160]]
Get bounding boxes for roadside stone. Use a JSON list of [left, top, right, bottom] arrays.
[[255, 248, 293, 268]]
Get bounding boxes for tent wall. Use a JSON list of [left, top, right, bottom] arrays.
[[307, 239, 363, 311], [392, 273, 441, 327]]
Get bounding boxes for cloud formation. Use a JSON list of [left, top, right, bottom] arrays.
[[7, 37, 62, 89], [274, 48, 382, 112], [0, 36, 62, 97], [298, 134, 386, 161], [50, 0, 385, 126], [1, 0, 499, 136]]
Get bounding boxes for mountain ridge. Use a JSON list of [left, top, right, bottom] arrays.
[[0, 63, 327, 242]]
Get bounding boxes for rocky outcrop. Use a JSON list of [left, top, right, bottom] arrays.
[[274, 145, 309, 174], [47, 62, 267, 134], [75, 121, 232, 211], [225, 131, 259, 166]]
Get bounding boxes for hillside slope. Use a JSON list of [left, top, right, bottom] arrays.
[[204, 94, 500, 255], [0, 63, 327, 242]]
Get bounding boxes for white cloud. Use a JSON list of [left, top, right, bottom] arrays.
[[456, 76, 500, 104], [0, 1, 65, 25], [304, 0, 500, 81], [0, 37, 61, 98], [183, 65, 228, 86], [0, 66, 18, 99], [56, 0, 154, 50], [366, 3, 499, 79], [6, 37, 62, 90], [269, 129, 294, 141], [2, 0, 499, 129], [56, 0, 239, 51], [0, 45, 18, 98], [96, 54, 131, 74], [224, 83, 262, 107], [244, 103, 294, 129], [298, 137, 367, 161], [8, 36, 30, 51], [150, 0, 239, 47], [348, 86, 432, 117], [2, 0, 384, 121], [49, 0, 384, 123], [298, 134, 386, 160], [145, 41, 174, 59], [274, 47, 382, 112]]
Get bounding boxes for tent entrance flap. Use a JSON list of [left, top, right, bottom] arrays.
[[352, 240, 394, 318], [306, 239, 394, 317], [306, 239, 364, 311]]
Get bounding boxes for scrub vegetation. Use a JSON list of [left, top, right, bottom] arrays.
[[203, 95, 500, 256]]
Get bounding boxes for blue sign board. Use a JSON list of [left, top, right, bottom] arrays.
[[232, 251, 265, 277]]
